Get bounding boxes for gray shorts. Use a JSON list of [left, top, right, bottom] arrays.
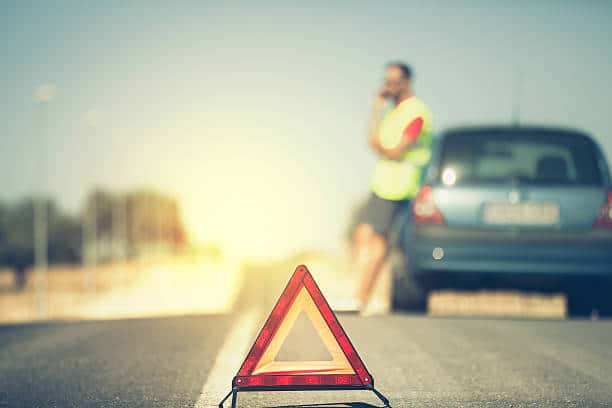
[[359, 193, 412, 240]]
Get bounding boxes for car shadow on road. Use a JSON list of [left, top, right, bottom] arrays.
[[266, 403, 384, 408]]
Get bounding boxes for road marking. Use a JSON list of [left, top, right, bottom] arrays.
[[195, 308, 262, 408]]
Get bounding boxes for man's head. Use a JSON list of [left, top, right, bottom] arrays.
[[382, 62, 412, 100]]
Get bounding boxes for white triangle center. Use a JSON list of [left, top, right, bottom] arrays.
[[252, 286, 355, 375]]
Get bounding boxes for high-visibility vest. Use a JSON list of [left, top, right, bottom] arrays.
[[370, 96, 433, 201]]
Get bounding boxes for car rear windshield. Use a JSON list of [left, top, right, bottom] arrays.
[[438, 129, 603, 186]]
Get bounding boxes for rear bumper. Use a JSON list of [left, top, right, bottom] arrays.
[[404, 225, 612, 288]]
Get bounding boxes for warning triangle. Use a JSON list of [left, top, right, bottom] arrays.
[[233, 265, 373, 389]]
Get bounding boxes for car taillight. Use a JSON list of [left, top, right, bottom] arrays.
[[412, 185, 445, 225], [594, 191, 612, 229]]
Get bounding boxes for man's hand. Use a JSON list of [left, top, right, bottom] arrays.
[[368, 88, 388, 154], [372, 87, 388, 112]]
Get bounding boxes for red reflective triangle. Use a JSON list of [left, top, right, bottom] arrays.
[[233, 265, 374, 389]]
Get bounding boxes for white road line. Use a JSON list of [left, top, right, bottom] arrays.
[[195, 308, 262, 408]]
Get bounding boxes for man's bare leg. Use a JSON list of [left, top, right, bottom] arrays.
[[353, 224, 387, 306]]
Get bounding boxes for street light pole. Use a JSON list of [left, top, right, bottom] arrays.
[[33, 188, 48, 318], [112, 193, 128, 285], [512, 68, 523, 126], [33, 84, 55, 319], [83, 193, 97, 296], [81, 109, 104, 298]]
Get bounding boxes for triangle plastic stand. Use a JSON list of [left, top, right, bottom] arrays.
[[219, 265, 390, 407]]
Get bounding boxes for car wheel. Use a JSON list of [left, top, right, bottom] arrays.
[[567, 289, 595, 318], [594, 285, 612, 318], [390, 250, 428, 312]]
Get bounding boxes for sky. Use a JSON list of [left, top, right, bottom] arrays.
[[2, 1, 612, 258]]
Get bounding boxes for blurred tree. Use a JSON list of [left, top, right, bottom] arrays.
[[0, 190, 188, 289], [83, 189, 187, 261], [124, 190, 187, 257], [0, 198, 81, 290], [0, 199, 35, 289]]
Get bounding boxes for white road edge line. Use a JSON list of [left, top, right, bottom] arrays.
[[195, 308, 262, 408]]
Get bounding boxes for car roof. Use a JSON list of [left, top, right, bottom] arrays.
[[439, 125, 595, 143]]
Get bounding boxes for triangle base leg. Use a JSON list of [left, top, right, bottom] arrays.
[[219, 385, 391, 408], [367, 384, 391, 407], [218, 387, 237, 408]]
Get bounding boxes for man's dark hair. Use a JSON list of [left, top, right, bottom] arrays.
[[386, 62, 412, 79]]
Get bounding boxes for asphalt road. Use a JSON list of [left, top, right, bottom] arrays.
[[2, 262, 612, 407]]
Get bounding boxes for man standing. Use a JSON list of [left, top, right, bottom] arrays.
[[352, 62, 433, 312]]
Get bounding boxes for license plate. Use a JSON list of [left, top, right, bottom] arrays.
[[483, 202, 560, 226]]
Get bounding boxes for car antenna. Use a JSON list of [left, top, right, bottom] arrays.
[[512, 68, 522, 127]]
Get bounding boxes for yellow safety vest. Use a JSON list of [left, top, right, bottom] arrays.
[[370, 96, 433, 200]]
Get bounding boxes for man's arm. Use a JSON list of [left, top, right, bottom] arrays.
[[368, 96, 387, 156]]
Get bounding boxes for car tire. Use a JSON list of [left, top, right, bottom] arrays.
[[567, 289, 595, 318], [390, 250, 429, 312], [594, 285, 612, 318]]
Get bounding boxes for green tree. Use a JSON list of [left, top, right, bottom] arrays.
[[0, 198, 81, 289]]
